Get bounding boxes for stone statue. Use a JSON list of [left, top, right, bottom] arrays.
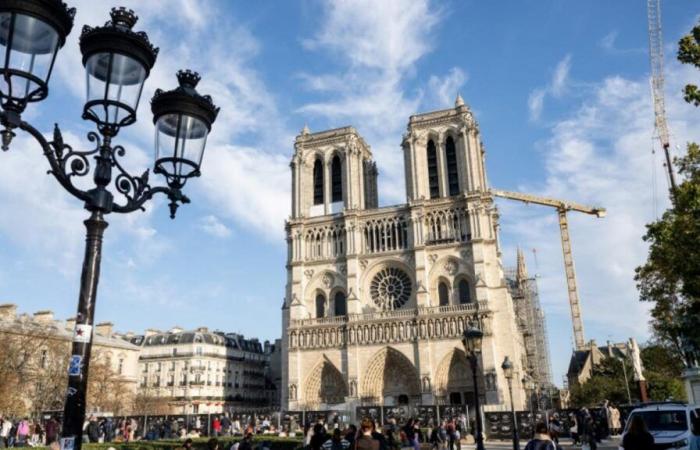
[[628, 337, 645, 381]]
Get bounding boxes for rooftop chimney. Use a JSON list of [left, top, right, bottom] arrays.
[[170, 326, 183, 334], [0, 303, 17, 320], [33, 310, 54, 324], [95, 322, 114, 337], [65, 317, 76, 331], [144, 328, 160, 337]]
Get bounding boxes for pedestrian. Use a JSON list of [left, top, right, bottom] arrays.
[[322, 428, 350, 450], [689, 415, 700, 450], [581, 416, 598, 450], [238, 432, 254, 450], [621, 415, 653, 450], [344, 424, 357, 449], [16, 417, 30, 446], [183, 438, 194, 450], [311, 422, 329, 450], [524, 423, 558, 450], [356, 419, 379, 450], [0, 416, 9, 448], [213, 417, 222, 437], [569, 413, 579, 445], [207, 437, 219, 450], [548, 415, 561, 445], [429, 424, 444, 450]]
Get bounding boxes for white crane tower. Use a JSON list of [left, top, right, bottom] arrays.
[[647, 0, 678, 192]]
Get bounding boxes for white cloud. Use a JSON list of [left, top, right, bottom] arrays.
[[599, 31, 618, 52], [199, 215, 232, 238], [428, 68, 468, 108], [528, 88, 546, 122], [551, 55, 571, 97], [199, 145, 290, 242], [527, 54, 572, 120], [500, 61, 700, 382], [598, 30, 646, 55], [297, 0, 465, 205]]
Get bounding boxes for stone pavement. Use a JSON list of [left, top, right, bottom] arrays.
[[466, 437, 621, 450]]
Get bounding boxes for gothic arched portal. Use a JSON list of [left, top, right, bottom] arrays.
[[303, 358, 348, 406], [361, 347, 420, 402]]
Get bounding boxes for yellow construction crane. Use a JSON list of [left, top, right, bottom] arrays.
[[491, 189, 606, 351]]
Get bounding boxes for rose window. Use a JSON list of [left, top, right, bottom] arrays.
[[370, 267, 412, 310]]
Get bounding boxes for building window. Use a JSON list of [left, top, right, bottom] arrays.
[[458, 279, 472, 304], [331, 155, 342, 203], [427, 140, 439, 198], [118, 358, 124, 375], [315, 293, 326, 318], [334, 291, 347, 316], [445, 136, 459, 196], [40, 349, 47, 369], [438, 282, 449, 306], [172, 348, 178, 356], [313, 159, 324, 205], [196, 347, 203, 356]]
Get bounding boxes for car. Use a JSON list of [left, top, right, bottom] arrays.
[[620, 402, 700, 450]]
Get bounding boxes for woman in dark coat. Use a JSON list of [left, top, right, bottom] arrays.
[[621, 415, 654, 450]]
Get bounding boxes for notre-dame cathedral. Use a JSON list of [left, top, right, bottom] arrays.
[[281, 95, 544, 415]]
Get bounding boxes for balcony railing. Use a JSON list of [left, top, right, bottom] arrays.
[[290, 301, 487, 327]]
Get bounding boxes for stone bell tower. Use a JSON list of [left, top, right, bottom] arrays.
[[290, 125, 378, 219], [402, 95, 488, 202]]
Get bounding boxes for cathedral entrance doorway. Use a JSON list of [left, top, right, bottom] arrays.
[[361, 347, 421, 405]]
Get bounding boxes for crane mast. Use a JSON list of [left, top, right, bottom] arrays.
[[491, 189, 606, 351], [647, 0, 678, 192]]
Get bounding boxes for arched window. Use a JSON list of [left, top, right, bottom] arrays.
[[446, 136, 459, 196], [438, 281, 449, 306], [315, 294, 326, 318], [331, 155, 342, 203], [313, 159, 323, 205], [427, 140, 439, 199], [334, 291, 347, 316], [458, 279, 471, 304]]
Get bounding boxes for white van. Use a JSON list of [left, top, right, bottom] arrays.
[[620, 402, 699, 450]]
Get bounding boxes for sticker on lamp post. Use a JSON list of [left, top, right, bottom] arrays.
[[68, 355, 83, 377], [73, 324, 92, 343], [60, 436, 75, 450]]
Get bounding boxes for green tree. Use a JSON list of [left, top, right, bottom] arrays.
[[641, 344, 687, 401], [634, 21, 700, 365], [570, 357, 635, 407]]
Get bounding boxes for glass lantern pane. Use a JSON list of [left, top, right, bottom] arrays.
[[85, 52, 146, 126], [155, 113, 208, 178], [0, 13, 59, 101]]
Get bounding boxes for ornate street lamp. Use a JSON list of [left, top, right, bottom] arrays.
[[461, 323, 485, 450], [502, 356, 520, 450], [0, 3, 219, 450]]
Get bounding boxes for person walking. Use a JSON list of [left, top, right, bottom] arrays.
[[0, 417, 12, 448], [524, 423, 558, 450], [322, 428, 350, 450], [621, 415, 653, 450], [689, 415, 700, 450], [16, 417, 30, 446], [356, 419, 380, 450], [429, 424, 444, 450]]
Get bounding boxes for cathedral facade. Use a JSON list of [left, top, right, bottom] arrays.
[[282, 97, 530, 414]]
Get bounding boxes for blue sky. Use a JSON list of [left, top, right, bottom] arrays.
[[1, 0, 699, 387]]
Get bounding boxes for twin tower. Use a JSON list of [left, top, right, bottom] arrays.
[[282, 96, 530, 416], [289, 95, 487, 219]]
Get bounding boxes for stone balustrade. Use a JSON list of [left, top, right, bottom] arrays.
[[288, 301, 491, 350]]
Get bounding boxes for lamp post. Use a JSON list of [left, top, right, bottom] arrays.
[[461, 323, 485, 450], [522, 376, 535, 438], [0, 3, 219, 450], [502, 356, 519, 450]]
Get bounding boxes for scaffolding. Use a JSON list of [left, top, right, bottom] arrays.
[[505, 250, 554, 388]]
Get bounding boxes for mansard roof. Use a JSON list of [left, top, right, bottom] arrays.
[[127, 329, 264, 353]]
